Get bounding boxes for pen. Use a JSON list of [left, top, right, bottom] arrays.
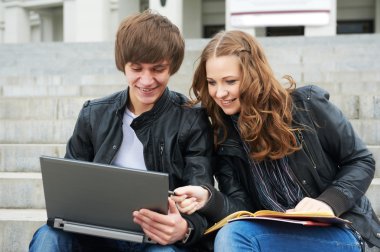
[[168, 190, 176, 196]]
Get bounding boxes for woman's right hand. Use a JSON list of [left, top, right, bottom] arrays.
[[171, 186, 210, 215]]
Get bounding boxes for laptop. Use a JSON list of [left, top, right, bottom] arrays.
[[40, 155, 169, 243]]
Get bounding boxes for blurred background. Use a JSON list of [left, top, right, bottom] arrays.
[[0, 0, 379, 42], [0, 0, 379, 251]]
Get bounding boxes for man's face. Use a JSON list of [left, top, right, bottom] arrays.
[[124, 61, 171, 115]]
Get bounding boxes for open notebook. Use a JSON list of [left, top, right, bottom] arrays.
[[40, 156, 169, 243]]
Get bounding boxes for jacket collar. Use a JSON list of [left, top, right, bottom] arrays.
[[117, 87, 170, 123]]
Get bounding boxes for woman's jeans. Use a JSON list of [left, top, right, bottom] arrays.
[[29, 224, 189, 252], [214, 220, 362, 252]]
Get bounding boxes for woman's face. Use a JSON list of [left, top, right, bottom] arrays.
[[206, 55, 242, 115]]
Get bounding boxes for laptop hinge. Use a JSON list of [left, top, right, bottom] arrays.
[[53, 218, 154, 243]]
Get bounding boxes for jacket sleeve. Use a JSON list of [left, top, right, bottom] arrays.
[[178, 108, 215, 245], [64, 102, 94, 161], [306, 86, 375, 216], [199, 155, 256, 223]]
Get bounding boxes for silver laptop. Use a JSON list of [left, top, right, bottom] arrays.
[[40, 156, 169, 243]]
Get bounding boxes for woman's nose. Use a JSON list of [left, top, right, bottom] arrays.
[[216, 88, 229, 98]]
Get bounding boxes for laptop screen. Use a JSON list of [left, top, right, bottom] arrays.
[[40, 156, 169, 233]]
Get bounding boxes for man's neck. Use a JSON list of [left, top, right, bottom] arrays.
[[127, 100, 153, 116]]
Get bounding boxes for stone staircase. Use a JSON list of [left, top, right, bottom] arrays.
[[1, 34, 380, 251]]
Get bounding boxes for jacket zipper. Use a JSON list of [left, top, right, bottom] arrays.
[[159, 141, 164, 171], [297, 130, 317, 169], [109, 109, 123, 164], [285, 129, 316, 197]]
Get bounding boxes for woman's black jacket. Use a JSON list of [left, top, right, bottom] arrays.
[[64, 87, 214, 246], [201, 85, 380, 248]]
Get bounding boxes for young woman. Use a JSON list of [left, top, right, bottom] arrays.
[[173, 30, 380, 251]]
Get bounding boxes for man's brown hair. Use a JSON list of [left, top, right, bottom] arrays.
[[115, 9, 185, 75]]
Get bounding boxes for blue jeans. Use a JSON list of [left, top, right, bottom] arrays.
[[29, 225, 189, 252], [214, 220, 362, 252]]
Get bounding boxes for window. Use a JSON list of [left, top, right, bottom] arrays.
[[266, 26, 304, 37], [203, 25, 225, 38], [337, 20, 374, 34]]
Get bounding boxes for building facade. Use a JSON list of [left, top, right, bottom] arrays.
[[0, 0, 379, 43]]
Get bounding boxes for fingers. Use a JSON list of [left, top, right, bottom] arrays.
[[133, 209, 170, 232], [176, 198, 199, 215], [140, 225, 171, 245], [168, 197, 179, 214], [170, 194, 187, 204], [292, 197, 334, 214], [133, 203, 188, 245], [285, 208, 295, 213], [133, 209, 173, 244], [170, 188, 200, 214], [173, 186, 193, 196], [171, 186, 210, 215], [169, 197, 198, 215]]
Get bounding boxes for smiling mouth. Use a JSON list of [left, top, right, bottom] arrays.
[[138, 87, 157, 92], [220, 98, 237, 105]]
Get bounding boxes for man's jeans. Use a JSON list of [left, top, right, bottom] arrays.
[[214, 220, 362, 252], [29, 224, 189, 252]]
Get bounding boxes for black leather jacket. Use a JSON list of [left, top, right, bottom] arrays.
[[64, 87, 214, 246], [201, 85, 380, 248]]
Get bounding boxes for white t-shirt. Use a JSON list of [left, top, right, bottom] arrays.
[[112, 109, 147, 170]]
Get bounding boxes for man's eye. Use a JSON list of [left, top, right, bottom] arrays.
[[154, 68, 165, 72]]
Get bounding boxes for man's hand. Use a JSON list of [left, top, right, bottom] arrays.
[[171, 185, 210, 215], [286, 197, 334, 215], [133, 198, 189, 245]]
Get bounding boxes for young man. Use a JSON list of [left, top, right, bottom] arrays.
[[29, 10, 214, 252]]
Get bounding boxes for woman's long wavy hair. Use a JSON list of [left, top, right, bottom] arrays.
[[191, 30, 299, 161]]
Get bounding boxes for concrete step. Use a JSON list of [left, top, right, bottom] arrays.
[[367, 178, 380, 218], [1, 170, 379, 211], [0, 36, 379, 75], [0, 120, 76, 144], [0, 209, 46, 252], [0, 77, 189, 98], [1, 144, 380, 175], [0, 75, 126, 95], [0, 172, 44, 208], [0, 208, 379, 252], [1, 93, 379, 120], [2, 75, 380, 97], [320, 82, 380, 95], [0, 209, 380, 252], [350, 120, 380, 145], [329, 94, 380, 120], [0, 144, 65, 172], [371, 146, 380, 179], [0, 97, 89, 120], [2, 118, 380, 145], [0, 36, 379, 97], [0, 73, 125, 87], [0, 77, 191, 100]]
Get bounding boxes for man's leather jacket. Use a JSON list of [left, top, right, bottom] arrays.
[[201, 85, 380, 248], [64, 87, 214, 246]]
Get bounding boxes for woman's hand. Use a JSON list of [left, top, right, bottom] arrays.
[[286, 197, 334, 215], [171, 186, 210, 215]]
